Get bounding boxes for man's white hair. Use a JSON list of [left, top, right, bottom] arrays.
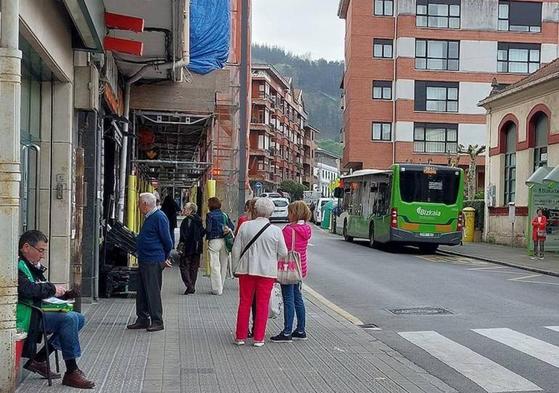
[[139, 192, 157, 208], [254, 197, 275, 218], [185, 202, 198, 214]]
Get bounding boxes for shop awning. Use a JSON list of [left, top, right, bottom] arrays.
[[132, 110, 211, 188]]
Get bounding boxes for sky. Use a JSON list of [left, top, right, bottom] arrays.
[[251, 0, 345, 61]]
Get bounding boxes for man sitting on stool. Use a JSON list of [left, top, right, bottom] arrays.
[[17, 230, 94, 389]]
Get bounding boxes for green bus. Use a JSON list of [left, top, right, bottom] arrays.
[[334, 164, 464, 252]]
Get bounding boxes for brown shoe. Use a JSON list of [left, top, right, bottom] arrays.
[[126, 321, 149, 330], [62, 369, 95, 389], [146, 323, 164, 332], [23, 359, 61, 379]]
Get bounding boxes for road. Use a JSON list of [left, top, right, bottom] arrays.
[[304, 225, 559, 393]]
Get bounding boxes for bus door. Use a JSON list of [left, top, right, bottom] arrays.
[[373, 178, 391, 242]]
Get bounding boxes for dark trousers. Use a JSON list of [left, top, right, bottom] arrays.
[[179, 254, 201, 291], [136, 262, 164, 325]]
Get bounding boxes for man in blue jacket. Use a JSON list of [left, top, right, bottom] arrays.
[[127, 192, 173, 332]]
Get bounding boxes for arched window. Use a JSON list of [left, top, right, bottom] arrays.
[[533, 112, 548, 170], [504, 122, 516, 204]]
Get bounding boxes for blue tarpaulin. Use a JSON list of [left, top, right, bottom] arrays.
[[188, 0, 231, 75]]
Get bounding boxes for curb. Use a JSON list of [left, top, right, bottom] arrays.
[[437, 249, 559, 278]]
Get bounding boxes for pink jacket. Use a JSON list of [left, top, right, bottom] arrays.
[[282, 222, 312, 278]]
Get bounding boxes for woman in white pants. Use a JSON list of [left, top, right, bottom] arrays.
[[206, 197, 235, 295]]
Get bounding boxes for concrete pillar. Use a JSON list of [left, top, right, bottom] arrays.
[[0, 0, 22, 390]]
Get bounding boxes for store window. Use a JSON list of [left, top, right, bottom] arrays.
[[416, 0, 460, 29], [498, 1, 542, 32], [373, 80, 392, 100], [373, 39, 393, 58], [372, 122, 392, 141], [374, 0, 393, 16], [414, 123, 458, 153], [504, 123, 517, 203], [533, 112, 548, 170], [416, 39, 459, 71], [498, 42, 540, 74], [415, 81, 459, 112]]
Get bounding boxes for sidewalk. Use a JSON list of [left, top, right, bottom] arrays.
[[16, 268, 457, 393], [440, 242, 559, 277]]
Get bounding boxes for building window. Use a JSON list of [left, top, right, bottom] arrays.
[[373, 39, 393, 58], [374, 0, 393, 16], [372, 122, 392, 141], [498, 1, 542, 32], [415, 81, 459, 112], [416, 39, 459, 71], [373, 81, 392, 100], [416, 0, 460, 29], [504, 123, 517, 203], [414, 123, 458, 153], [497, 42, 540, 74], [533, 112, 548, 170]]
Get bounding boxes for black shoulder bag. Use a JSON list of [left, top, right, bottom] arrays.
[[240, 223, 271, 259]]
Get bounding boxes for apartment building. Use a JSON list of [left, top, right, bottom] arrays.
[[338, 0, 559, 186], [314, 148, 341, 197], [249, 64, 310, 192]]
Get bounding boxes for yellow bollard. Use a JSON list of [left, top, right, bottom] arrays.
[[462, 207, 476, 243]]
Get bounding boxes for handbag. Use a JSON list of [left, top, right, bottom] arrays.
[[222, 213, 234, 253], [277, 228, 303, 285]]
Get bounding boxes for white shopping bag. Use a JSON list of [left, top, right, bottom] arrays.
[[268, 283, 283, 319]]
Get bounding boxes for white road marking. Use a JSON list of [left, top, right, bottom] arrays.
[[399, 331, 541, 392], [467, 266, 508, 271], [308, 242, 315, 247], [303, 284, 364, 326], [545, 326, 559, 333], [508, 274, 542, 281], [474, 328, 559, 368]]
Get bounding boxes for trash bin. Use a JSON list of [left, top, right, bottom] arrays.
[[463, 207, 476, 242], [321, 201, 334, 230]]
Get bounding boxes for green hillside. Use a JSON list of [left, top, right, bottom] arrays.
[[252, 44, 344, 142]]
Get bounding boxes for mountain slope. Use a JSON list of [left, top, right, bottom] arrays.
[[252, 44, 344, 142]]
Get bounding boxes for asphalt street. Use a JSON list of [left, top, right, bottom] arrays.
[[304, 225, 559, 393]]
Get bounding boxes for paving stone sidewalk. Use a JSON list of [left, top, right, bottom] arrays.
[[440, 242, 559, 276], [17, 267, 456, 393]]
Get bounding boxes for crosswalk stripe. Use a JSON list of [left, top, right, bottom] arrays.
[[474, 328, 559, 368], [399, 331, 541, 392]]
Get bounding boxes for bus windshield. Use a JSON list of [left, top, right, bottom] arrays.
[[399, 169, 460, 205]]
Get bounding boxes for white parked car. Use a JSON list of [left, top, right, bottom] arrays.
[[260, 192, 283, 199], [269, 197, 289, 222], [313, 198, 335, 224]]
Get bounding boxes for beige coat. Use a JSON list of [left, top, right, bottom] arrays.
[[232, 217, 288, 278]]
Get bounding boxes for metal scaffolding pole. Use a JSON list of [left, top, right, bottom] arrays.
[[237, 0, 250, 216], [0, 0, 22, 390]]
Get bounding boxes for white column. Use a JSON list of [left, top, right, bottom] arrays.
[[0, 1, 22, 390]]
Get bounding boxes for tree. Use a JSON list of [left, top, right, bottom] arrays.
[[459, 144, 486, 201], [279, 180, 307, 201]]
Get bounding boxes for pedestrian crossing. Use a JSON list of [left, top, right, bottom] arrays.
[[399, 327, 559, 392]]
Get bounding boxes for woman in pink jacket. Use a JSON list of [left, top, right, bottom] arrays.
[[271, 201, 312, 342]]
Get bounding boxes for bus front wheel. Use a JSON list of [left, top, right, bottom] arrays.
[[343, 221, 353, 242], [419, 244, 439, 254]]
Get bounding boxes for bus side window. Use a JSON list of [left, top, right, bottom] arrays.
[[378, 182, 390, 216]]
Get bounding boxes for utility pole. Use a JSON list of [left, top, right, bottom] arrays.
[[0, 0, 22, 390], [237, 0, 250, 216]]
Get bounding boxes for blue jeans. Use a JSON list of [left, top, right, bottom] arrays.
[[43, 311, 85, 360], [281, 283, 306, 334]]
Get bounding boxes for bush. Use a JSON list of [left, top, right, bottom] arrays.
[[463, 200, 485, 230]]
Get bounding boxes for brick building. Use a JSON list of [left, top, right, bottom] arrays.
[[338, 0, 559, 188], [249, 64, 312, 192]]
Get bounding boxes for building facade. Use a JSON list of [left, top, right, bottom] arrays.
[[480, 59, 559, 247], [314, 148, 341, 197], [303, 125, 318, 189], [338, 0, 559, 187], [249, 64, 310, 192]]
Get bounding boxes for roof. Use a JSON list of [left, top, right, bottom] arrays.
[[480, 58, 559, 106], [341, 169, 390, 180], [338, 0, 350, 18], [252, 63, 292, 91], [316, 147, 341, 159]]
